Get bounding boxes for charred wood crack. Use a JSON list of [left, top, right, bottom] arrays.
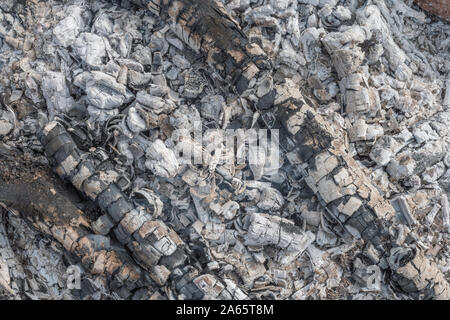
[[38, 120, 248, 299], [133, 0, 273, 95], [279, 96, 450, 299], [0, 0, 448, 300]]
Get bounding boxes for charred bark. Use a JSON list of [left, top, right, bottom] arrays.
[[133, 0, 272, 95], [278, 91, 450, 299], [0, 151, 151, 298], [38, 120, 248, 299]]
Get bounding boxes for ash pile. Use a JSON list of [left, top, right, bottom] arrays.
[[0, 0, 449, 300]]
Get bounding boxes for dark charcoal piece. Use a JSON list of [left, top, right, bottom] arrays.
[[44, 133, 74, 157], [92, 214, 115, 235], [114, 224, 132, 244], [97, 184, 124, 211], [53, 142, 77, 164], [129, 241, 161, 267], [54, 149, 83, 178], [82, 174, 110, 201], [257, 89, 276, 110], [159, 248, 188, 270], [181, 282, 204, 300], [41, 123, 67, 146], [70, 158, 97, 187], [235, 75, 250, 94], [107, 197, 135, 222]]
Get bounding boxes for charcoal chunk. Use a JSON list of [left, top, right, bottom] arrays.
[[107, 198, 134, 222]]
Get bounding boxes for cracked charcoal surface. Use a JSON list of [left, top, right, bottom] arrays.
[[0, 0, 449, 300]]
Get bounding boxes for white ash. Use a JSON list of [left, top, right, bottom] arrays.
[[0, 0, 449, 300]]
